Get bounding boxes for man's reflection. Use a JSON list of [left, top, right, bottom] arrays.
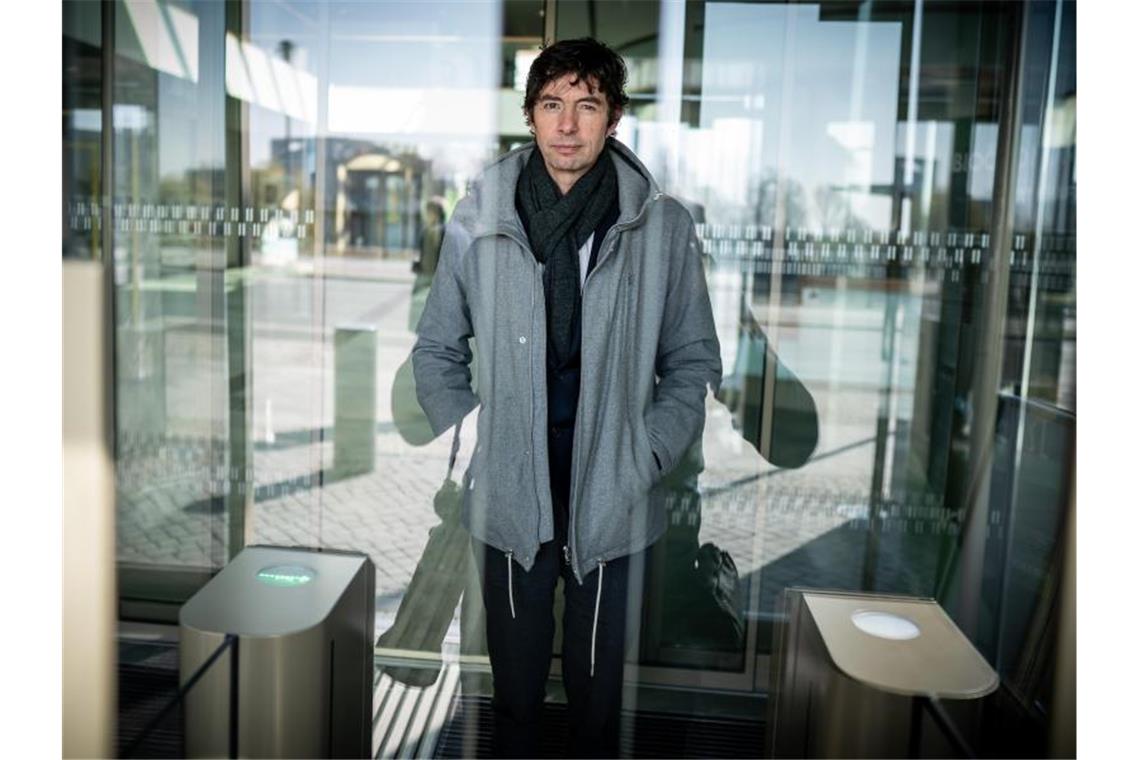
[[408, 196, 448, 332], [414, 197, 446, 280]]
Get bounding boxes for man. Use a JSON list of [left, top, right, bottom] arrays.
[[413, 38, 721, 757]]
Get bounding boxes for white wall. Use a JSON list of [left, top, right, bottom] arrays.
[[63, 259, 116, 759]]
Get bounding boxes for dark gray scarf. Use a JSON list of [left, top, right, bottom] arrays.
[[516, 145, 618, 369]]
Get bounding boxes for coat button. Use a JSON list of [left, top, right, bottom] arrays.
[[518, 335, 527, 344]]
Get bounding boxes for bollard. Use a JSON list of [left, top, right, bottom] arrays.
[[333, 324, 377, 478]]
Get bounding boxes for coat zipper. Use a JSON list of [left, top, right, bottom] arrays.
[[472, 190, 664, 581], [566, 192, 663, 583]]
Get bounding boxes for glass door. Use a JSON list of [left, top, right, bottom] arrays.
[[556, 0, 1075, 717], [109, 0, 248, 615], [73, 0, 1074, 747], [101, 0, 552, 638]]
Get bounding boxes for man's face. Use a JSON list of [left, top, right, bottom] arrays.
[[530, 73, 620, 194]]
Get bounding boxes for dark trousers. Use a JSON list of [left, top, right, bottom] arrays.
[[471, 535, 641, 758]]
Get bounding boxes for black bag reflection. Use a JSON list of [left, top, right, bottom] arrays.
[[654, 474, 746, 653], [644, 308, 818, 662], [408, 197, 447, 331]]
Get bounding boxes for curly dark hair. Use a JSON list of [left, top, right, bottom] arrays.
[[523, 37, 630, 129]]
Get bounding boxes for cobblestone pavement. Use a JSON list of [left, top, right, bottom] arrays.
[[116, 255, 934, 628]]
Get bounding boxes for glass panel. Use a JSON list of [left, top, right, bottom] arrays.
[[64, 0, 103, 261], [241, 0, 325, 556], [557, 1, 1076, 720], [71, 0, 1074, 751], [233, 0, 536, 661], [978, 0, 1076, 720], [112, 0, 238, 596], [104, 0, 538, 608]]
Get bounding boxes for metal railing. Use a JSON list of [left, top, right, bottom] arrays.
[[121, 634, 239, 759]]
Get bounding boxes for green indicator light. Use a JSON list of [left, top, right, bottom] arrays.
[[256, 564, 316, 587]]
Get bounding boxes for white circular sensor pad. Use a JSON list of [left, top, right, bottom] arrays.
[[851, 610, 921, 640]]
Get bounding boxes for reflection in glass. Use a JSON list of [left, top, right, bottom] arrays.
[[110, 0, 237, 583], [70, 0, 1074, 754], [558, 5, 1076, 733], [63, 0, 103, 261]]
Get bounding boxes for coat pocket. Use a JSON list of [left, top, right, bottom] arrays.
[[632, 420, 663, 488]]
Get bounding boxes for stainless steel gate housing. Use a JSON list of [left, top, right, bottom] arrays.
[[180, 546, 375, 758], [769, 589, 998, 758]]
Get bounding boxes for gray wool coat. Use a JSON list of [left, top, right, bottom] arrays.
[[412, 138, 722, 583]]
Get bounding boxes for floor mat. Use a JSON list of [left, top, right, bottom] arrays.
[[434, 694, 765, 758], [117, 641, 183, 758]]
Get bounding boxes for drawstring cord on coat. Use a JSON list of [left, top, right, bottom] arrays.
[[504, 550, 605, 674], [506, 551, 516, 620], [590, 560, 605, 677]]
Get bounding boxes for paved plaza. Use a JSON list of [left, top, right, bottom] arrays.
[[116, 254, 945, 640]]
